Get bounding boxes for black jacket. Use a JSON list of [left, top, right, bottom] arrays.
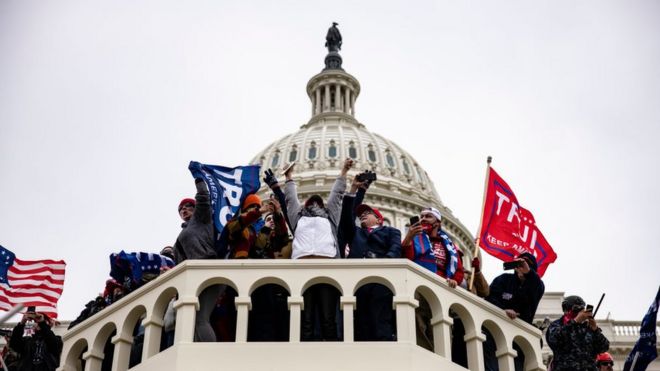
[[339, 190, 401, 259], [486, 270, 545, 324], [10, 322, 62, 371]]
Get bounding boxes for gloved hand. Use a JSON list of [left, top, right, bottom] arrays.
[[263, 168, 279, 188], [472, 257, 481, 273]]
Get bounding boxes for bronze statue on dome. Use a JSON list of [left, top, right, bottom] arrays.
[[325, 22, 342, 53]]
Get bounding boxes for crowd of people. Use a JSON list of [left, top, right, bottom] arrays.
[[2, 158, 613, 371]]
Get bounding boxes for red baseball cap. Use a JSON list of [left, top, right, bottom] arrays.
[[356, 204, 383, 224]]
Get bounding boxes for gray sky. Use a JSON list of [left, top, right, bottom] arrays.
[[1, 0, 659, 321]]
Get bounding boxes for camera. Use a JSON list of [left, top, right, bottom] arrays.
[[503, 260, 522, 270], [409, 216, 420, 226], [356, 171, 377, 183]]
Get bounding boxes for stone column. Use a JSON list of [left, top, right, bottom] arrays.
[[431, 315, 453, 358], [141, 314, 163, 362], [344, 88, 351, 114], [341, 296, 356, 342], [393, 296, 419, 344], [82, 349, 104, 371], [465, 331, 487, 371], [315, 88, 321, 114], [234, 296, 252, 343], [351, 94, 356, 116], [324, 85, 330, 111], [496, 348, 517, 371], [173, 296, 199, 343], [110, 333, 133, 371], [288, 296, 304, 342], [334, 84, 341, 111]]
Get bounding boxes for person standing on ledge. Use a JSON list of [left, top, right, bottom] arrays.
[[173, 178, 220, 342]]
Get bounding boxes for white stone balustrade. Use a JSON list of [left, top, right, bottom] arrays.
[[58, 259, 546, 371]]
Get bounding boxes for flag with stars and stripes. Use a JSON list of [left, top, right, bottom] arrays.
[[0, 245, 66, 318], [109, 251, 174, 288]]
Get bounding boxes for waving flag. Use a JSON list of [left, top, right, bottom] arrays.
[[109, 251, 175, 287], [188, 161, 261, 235], [0, 245, 65, 318], [624, 287, 659, 371], [478, 167, 557, 277]]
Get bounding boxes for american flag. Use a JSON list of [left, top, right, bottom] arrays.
[[0, 245, 66, 318]]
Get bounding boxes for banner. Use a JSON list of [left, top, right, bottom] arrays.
[[478, 167, 557, 277], [188, 161, 261, 235], [109, 251, 175, 287], [623, 287, 659, 371], [0, 245, 65, 318]]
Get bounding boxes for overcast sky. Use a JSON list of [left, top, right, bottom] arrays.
[[1, 0, 659, 322]]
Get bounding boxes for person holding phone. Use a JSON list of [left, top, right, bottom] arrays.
[[340, 170, 401, 341], [9, 308, 63, 371], [401, 207, 464, 288], [546, 295, 610, 371]]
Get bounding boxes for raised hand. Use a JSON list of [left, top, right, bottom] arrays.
[[263, 168, 279, 188]]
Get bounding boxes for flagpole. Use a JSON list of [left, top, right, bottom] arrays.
[[469, 156, 492, 292]]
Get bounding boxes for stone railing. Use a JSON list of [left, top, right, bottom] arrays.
[[58, 260, 546, 371]]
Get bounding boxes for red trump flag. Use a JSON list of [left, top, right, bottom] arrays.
[[478, 167, 557, 277]]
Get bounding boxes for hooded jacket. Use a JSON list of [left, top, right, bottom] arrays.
[[284, 176, 346, 259], [174, 179, 216, 263], [485, 252, 545, 324]]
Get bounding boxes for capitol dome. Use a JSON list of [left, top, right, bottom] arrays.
[[250, 38, 476, 262]]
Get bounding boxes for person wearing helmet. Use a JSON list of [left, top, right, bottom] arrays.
[[596, 352, 614, 371], [546, 295, 610, 371]]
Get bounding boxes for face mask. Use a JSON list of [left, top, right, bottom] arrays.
[[421, 223, 434, 233]]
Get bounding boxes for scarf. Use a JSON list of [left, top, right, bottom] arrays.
[[412, 229, 459, 279], [300, 204, 329, 219]]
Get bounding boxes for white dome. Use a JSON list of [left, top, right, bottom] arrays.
[[250, 64, 476, 260]]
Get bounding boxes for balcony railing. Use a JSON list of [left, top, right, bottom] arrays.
[[58, 259, 546, 371]]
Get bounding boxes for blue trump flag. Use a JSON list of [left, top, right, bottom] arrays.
[[188, 161, 261, 257], [624, 286, 659, 371]]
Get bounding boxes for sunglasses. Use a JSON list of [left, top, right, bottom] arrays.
[[598, 361, 614, 367]]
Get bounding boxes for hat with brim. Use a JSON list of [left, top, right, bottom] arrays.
[[356, 204, 384, 224]]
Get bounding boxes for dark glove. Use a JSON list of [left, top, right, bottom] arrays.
[[472, 257, 481, 273], [263, 168, 279, 188]]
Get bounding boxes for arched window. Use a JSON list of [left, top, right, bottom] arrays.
[[402, 157, 411, 175], [308, 141, 317, 160], [328, 140, 337, 158], [367, 145, 377, 162], [386, 151, 395, 168], [348, 141, 357, 159], [271, 151, 280, 167], [289, 145, 298, 162]]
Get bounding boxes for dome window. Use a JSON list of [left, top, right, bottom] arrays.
[[385, 151, 395, 168], [328, 140, 337, 158], [367, 145, 377, 162], [271, 151, 280, 167], [348, 141, 357, 159], [308, 141, 317, 160], [402, 157, 411, 175], [289, 145, 298, 162]]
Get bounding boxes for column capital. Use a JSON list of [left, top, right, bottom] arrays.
[[235, 296, 252, 311], [287, 296, 304, 310], [82, 349, 104, 361], [392, 296, 419, 309], [464, 331, 487, 343], [111, 333, 133, 346], [430, 315, 453, 326], [173, 296, 199, 311], [496, 348, 518, 359], [142, 315, 164, 328]]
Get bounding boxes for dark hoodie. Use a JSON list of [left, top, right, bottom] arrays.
[[485, 252, 545, 324]]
